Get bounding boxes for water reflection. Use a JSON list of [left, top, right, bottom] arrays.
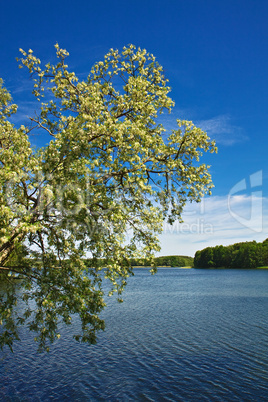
[[1, 268, 268, 401]]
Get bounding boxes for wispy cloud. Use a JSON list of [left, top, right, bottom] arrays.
[[197, 115, 248, 145], [9, 101, 41, 126], [159, 195, 268, 256], [156, 113, 248, 146], [10, 78, 34, 95]]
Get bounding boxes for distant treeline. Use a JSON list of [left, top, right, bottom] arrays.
[[194, 239, 268, 268], [85, 255, 193, 268], [131, 255, 194, 267]]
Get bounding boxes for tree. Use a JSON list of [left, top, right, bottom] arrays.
[[194, 239, 267, 269], [0, 45, 216, 351], [261, 238, 268, 266]]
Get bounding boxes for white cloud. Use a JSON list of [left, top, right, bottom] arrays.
[[9, 101, 41, 125], [158, 195, 268, 257], [197, 115, 248, 145], [156, 113, 248, 146]]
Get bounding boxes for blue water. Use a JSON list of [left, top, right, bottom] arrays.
[[1, 268, 268, 401]]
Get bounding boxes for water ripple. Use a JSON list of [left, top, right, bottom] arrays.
[[1, 268, 267, 401]]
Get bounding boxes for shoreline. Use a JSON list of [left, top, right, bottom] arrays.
[[132, 266, 268, 269]]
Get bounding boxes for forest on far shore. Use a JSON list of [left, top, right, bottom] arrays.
[[131, 255, 194, 267], [85, 255, 194, 268], [194, 238, 268, 269]]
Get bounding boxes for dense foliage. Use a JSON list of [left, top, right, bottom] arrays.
[[194, 239, 268, 268], [0, 44, 216, 351], [132, 255, 193, 267], [85, 255, 193, 268]]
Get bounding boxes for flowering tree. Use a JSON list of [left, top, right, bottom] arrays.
[[0, 45, 216, 351]]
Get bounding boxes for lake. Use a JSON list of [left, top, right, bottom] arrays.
[[1, 268, 268, 401]]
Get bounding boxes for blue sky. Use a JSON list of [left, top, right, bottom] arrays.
[[1, 0, 267, 256]]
